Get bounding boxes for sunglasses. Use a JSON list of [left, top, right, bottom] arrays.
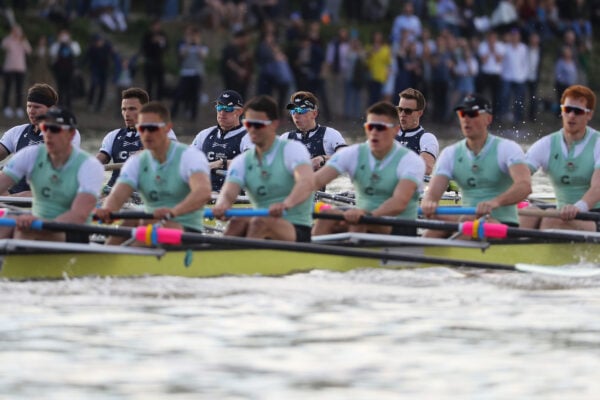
[[289, 107, 312, 115], [242, 119, 272, 130], [40, 123, 70, 133], [136, 122, 166, 133], [364, 122, 396, 131], [457, 109, 487, 118], [397, 107, 418, 115], [560, 104, 591, 116], [215, 104, 239, 113]]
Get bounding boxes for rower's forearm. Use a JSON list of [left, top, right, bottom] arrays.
[[372, 197, 409, 217], [283, 181, 314, 209], [493, 182, 532, 207], [171, 190, 211, 217]]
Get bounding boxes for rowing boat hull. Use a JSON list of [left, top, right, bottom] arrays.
[[0, 237, 598, 280]]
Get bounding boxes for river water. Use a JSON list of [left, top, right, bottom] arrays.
[[0, 138, 598, 399]]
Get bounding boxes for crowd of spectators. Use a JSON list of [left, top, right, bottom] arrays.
[[0, 0, 598, 126]]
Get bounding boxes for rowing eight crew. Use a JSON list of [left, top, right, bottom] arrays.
[[0, 85, 596, 243]]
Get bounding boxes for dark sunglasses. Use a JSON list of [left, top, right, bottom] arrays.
[[560, 104, 590, 116], [242, 119, 272, 130], [289, 107, 312, 115], [397, 107, 418, 115], [457, 109, 487, 118], [41, 123, 70, 133], [215, 104, 239, 113], [136, 122, 166, 133], [363, 122, 396, 132]]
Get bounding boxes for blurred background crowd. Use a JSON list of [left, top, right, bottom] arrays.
[[0, 0, 598, 131]]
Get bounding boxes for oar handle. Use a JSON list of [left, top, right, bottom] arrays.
[[418, 206, 477, 215], [94, 208, 274, 221], [104, 163, 124, 171]]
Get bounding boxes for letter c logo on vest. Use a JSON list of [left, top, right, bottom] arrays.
[[560, 175, 570, 184], [149, 190, 159, 201], [257, 186, 267, 196], [467, 177, 476, 187], [365, 187, 374, 195], [42, 187, 51, 197]]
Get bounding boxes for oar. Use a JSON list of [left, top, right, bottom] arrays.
[[0, 218, 595, 276], [104, 163, 124, 171], [518, 208, 600, 221], [313, 212, 600, 243], [94, 208, 272, 220], [0, 218, 533, 272], [418, 206, 476, 215], [315, 191, 355, 204]]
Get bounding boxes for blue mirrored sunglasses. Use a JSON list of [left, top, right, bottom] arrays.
[[289, 107, 311, 115], [215, 104, 238, 113]]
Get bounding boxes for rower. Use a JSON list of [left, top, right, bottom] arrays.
[[212, 95, 315, 242], [96, 87, 177, 189], [395, 87, 439, 175], [282, 91, 347, 171], [421, 93, 531, 238], [520, 85, 600, 231], [95, 101, 212, 244], [191, 90, 251, 192], [312, 101, 425, 236], [0, 108, 103, 242], [0, 84, 81, 196]]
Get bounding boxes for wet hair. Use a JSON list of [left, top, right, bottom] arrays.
[[122, 87, 149, 104], [561, 85, 596, 111], [398, 88, 426, 110], [27, 83, 58, 107], [366, 101, 398, 120], [140, 101, 171, 122], [244, 95, 279, 121]]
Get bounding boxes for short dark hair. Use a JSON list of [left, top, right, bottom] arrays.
[[140, 101, 171, 122], [122, 87, 149, 104], [244, 95, 279, 121], [27, 83, 58, 107], [367, 101, 398, 120], [398, 88, 426, 110]]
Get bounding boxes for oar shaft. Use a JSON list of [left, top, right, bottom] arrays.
[[104, 163, 124, 171], [313, 212, 600, 243], [0, 217, 516, 271], [518, 208, 600, 221]]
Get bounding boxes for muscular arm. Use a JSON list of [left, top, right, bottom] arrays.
[[102, 182, 135, 212], [96, 152, 110, 164], [477, 163, 531, 216], [213, 181, 242, 219], [55, 193, 97, 224], [371, 179, 418, 217], [580, 169, 600, 208], [170, 172, 211, 217], [314, 165, 339, 190], [420, 175, 450, 218], [0, 145, 9, 162], [421, 152, 435, 176], [283, 163, 315, 209], [0, 173, 17, 195]]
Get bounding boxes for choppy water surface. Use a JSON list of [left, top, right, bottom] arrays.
[[0, 270, 600, 399], [0, 139, 596, 399]]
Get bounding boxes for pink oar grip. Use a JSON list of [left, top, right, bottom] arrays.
[[460, 221, 509, 239], [134, 226, 184, 245]]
